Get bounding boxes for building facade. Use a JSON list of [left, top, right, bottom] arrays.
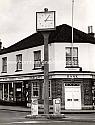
[[0, 24, 95, 110]]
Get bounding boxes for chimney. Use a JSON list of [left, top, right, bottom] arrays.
[[88, 26, 95, 38], [0, 39, 2, 50]]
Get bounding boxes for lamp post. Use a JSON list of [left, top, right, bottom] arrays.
[[36, 8, 56, 114]]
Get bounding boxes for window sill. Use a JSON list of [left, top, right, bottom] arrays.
[[1, 71, 7, 73], [15, 69, 23, 72], [33, 67, 42, 70], [65, 66, 79, 68], [32, 96, 39, 98]]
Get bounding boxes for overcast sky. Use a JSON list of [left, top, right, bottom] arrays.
[[0, 0, 95, 47]]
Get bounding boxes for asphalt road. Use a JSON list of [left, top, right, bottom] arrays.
[[0, 110, 95, 125]]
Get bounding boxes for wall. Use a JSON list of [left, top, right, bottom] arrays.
[[54, 42, 95, 72], [0, 44, 55, 76], [0, 42, 95, 76]]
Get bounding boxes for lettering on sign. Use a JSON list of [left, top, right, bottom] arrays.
[[67, 75, 78, 78]]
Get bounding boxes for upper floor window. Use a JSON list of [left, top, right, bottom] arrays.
[[2, 57, 7, 73], [66, 47, 78, 67], [16, 54, 22, 71], [32, 82, 39, 97], [34, 50, 41, 69]]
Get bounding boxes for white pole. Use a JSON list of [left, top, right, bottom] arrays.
[[71, 0, 74, 66]]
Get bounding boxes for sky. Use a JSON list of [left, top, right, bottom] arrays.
[[0, 0, 95, 48]]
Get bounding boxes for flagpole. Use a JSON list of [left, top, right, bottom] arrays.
[[71, 0, 74, 66]]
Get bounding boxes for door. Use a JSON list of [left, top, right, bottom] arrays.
[[65, 85, 81, 109]]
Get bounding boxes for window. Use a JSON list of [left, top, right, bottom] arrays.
[[32, 82, 39, 97], [42, 80, 52, 99], [66, 47, 78, 67], [16, 54, 22, 71], [34, 50, 41, 69], [2, 57, 7, 73]]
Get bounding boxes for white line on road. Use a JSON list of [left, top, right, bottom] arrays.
[[1, 120, 71, 124]]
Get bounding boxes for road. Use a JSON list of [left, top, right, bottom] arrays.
[[0, 110, 95, 125]]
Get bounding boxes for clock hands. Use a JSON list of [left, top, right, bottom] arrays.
[[44, 15, 50, 22], [44, 15, 53, 22]]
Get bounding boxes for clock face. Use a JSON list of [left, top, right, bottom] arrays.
[[36, 11, 55, 31]]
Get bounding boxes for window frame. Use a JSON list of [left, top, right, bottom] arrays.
[[2, 57, 7, 73], [32, 82, 39, 97], [66, 47, 78, 67], [34, 50, 41, 69], [16, 54, 22, 71]]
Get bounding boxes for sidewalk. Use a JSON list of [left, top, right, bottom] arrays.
[[0, 105, 30, 112], [0, 105, 95, 122], [0, 105, 95, 113]]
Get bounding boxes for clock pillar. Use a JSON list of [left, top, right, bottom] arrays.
[[36, 8, 56, 115], [42, 31, 50, 114]]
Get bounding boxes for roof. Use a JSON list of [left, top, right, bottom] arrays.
[[0, 24, 95, 55]]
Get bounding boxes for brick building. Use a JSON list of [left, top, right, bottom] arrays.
[[0, 24, 95, 110]]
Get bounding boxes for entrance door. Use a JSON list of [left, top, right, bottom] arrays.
[[65, 85, 81, 109]]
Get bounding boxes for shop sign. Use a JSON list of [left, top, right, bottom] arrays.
[[67, 74, 78, 78], [65, 67, 80, 71], [53, 98, 61, 115], [31, 98, 38, 116]]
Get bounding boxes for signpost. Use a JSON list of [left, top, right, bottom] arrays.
[[36, 8, 56, 114]]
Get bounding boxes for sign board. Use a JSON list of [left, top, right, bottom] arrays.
[[31, 98, 38, 116], [53, 98, 61, 114]]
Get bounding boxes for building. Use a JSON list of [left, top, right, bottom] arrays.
[[0, 24, 95, 110]]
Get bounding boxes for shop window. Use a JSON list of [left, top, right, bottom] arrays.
[[66, 47, 78, 67], [2, 57, 7, 73], [16, 54, 22, 71], [34, 50, 41, 69], [0, 84, 2, 99], [42, 80, 52, 99], [9, 83, 13, 101], [4, 84, 8, 101], [32, 82, 39, 97], [16, 83, 22, 101], [92, 85, 95, 105]]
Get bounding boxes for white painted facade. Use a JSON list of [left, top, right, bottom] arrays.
[[54, 42, 95, 72], [0, 42, 95, 76], [0, 44, 55, 75]]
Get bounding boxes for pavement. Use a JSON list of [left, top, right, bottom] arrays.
[[0, 105, 95, 113], [0, 105, 95, 122]]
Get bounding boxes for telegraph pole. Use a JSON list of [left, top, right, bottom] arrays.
[[71, 0, 74, 66]]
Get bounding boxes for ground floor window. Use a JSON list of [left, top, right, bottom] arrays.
[[32, 82, 39, 97], [0, 82, 28, 104], [92, 82, 95, 106], [0, 84, 2, 100]]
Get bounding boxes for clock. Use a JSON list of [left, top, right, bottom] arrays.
[[36, 10, 56, 31]]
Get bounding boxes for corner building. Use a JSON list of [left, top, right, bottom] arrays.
[[0, 24, 95, 110]]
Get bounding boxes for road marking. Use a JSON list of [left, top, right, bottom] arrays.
[[1, 120, 71, 124]]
